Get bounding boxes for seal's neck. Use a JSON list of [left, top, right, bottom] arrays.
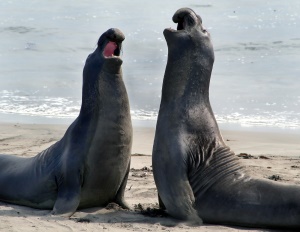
[[79, 70, 127, 121], [80, 72, 101, 116], [161, 51, 213, 106], [79, 54, 123, 117]]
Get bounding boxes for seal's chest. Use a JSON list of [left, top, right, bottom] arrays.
[[79, 161, 124, 207]]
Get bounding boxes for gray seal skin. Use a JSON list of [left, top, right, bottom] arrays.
[[152, 8, 300, 229], [0, 28, 132, 217]]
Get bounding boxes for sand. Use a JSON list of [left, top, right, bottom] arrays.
[[0, 123, 299, 232]]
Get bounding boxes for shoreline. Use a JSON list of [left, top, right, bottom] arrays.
[[132, 125, 300, 156], [1, 122, 299, 157], [1, 112, 300, 133]]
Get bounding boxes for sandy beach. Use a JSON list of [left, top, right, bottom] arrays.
[[0, 123, 299, 232]]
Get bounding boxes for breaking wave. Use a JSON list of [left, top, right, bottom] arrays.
[[1, 90, 300, 129]]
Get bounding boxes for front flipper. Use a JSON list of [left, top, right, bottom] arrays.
[[114, 161, 131, 209], [153, 150, 202, 224], [158, 193, 166, 210], [159, 173, 202, 224], [51, 169, 82, 217]]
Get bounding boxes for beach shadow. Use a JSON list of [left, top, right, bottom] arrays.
[[68, 208, 286, 232], [0, 202, 50, 217], [0, 202, 290, 232]]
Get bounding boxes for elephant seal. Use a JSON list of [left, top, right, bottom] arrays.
[[152, 8, 300, 229], [0, 28, 132, 217]]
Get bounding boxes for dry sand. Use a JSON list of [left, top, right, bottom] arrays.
[[0, 123, 299, 232]]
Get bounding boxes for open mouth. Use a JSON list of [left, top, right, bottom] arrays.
[[165, 15, 207, 35], [103, 41, 121, 58], [166, 8, 202, 34], [167, 20, 185, 32], [166, 18, 188, 33], [176, 20, 185, 31]]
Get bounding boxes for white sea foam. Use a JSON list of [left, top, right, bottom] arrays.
[[0, 90, 80, 118], [216, 112, 300, 129], [1, 90, 300, 129]]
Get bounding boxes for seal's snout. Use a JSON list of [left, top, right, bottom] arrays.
[[172, 8, 200, 30], [163, 7, 209, 45], [105, 28, 125, 43], [104, 28, 124, 58], [98, 28, 125, 59], [163, 8, 201, 44]]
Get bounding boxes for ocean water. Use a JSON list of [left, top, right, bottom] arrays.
[[0, 0, 300, 132]]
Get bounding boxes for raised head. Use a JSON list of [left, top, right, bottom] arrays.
[[81, 28, 125, 113], [162, 8, 214, 102], [97, 28, 125, 73], [164, 8, 214, 65]]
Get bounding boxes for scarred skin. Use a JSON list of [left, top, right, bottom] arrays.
[[152, 8, 300, 229], [0, 28, 132, 217]]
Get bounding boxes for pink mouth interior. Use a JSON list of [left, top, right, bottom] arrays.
[[103, 41, 117, 57]]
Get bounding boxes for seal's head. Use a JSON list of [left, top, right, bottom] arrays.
[[164, 8, 214, 65], [83, 28, 124, 81], [97, 28, 125, 73], [162, 8, 214, 101], [81, 28, 125, 112]]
